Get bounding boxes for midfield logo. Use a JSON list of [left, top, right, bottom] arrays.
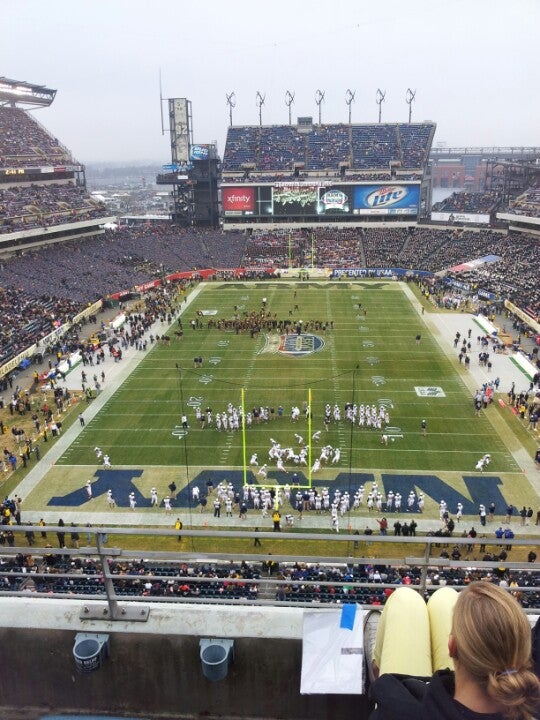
[[278, 333, 324, 358]]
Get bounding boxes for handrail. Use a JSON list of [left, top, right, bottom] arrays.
[[1, 525, 537, 615]]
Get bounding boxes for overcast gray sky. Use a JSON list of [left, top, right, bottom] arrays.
[[3, 0, 539, 163]]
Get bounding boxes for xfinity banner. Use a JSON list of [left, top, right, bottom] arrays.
[[353, 184, 420, 215], [431, 211, 490, 224], [222, 187, 255, 215]]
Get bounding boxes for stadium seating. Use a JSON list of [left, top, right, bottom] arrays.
[[259, 126, 306, 170], [0, 224, 249, 367], [351, 125, 399, 169], [0, 288, 81, 367], [1, 554, 538, 608], [0, 107, 74, 168], [239, 227, 540, 319], [398, 123, 434, 168], [306, 124, 350, 170], [432, 191, 501, 214], [222, 123, 435, 173], [221, 126, 260, 171], [1, 222, 539, 370], [504, 185, 540, 218], [0, 182, 107, 234]]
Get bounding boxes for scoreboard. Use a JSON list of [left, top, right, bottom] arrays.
[[221, 182, 420, 218]]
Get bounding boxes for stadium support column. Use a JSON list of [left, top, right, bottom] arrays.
[[311, 232, 315, 269]]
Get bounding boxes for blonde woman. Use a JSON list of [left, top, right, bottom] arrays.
[[369, 582, 540, 720]]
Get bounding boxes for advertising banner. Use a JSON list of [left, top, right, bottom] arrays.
[[222, 187, 256, 215], [431, 211, 490, 224], [272, 185, 318, 216], [220, 182, 420, 218], [190, 145, 209, 161], [331, 267, 432, 278], [317, 185, 352, 215], [353, 185, 420, 215]]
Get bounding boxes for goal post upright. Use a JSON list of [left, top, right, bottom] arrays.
[[308, 387, 312, 488], [241, 387, 247, 487], [288, 231, 292, 270]]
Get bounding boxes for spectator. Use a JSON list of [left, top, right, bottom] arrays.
[[368, 582, 540, 719]]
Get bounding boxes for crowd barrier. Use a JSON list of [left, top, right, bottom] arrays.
[[1, 526, 538, 615]]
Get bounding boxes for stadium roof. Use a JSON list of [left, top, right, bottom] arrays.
[[0, 76, 56, 108]]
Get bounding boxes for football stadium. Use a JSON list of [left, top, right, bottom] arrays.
[[0, 70, 539, 719]]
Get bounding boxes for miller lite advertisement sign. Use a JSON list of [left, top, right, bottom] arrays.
[[353, 184, 420, 215]]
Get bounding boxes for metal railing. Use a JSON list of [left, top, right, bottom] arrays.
[[0, 525, 538, 620]]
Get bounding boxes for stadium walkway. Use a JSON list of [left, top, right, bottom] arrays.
[[12, 282, 540, 537]]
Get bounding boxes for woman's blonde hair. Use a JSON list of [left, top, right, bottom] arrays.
[[452, 582, 540, 720]]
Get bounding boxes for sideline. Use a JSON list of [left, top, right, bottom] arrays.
[[12, 285, 203, 503], [402, 283, 540, 496]]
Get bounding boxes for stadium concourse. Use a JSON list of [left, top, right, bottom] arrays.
[[11, 282, 540, 536]]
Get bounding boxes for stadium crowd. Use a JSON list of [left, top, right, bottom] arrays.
[[1, 224, 539, 371], [0, 288, 82, 367], [0, 107, 74, 168], [242, 227, 540, 319], [0, 223, 246, 302], [432, 191, 501, 214], [258, 126, 306, 170], [307, 125, 350, 169], [505, 184, 540, 218], [0, 182, 107, 233], [0, 552, 538, 608], [221, 172, 422, 183]]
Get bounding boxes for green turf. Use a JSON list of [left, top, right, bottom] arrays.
[[56, 281, 521, 477]]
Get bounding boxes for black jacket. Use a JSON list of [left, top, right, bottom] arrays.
[[369, 670, 504, 720]]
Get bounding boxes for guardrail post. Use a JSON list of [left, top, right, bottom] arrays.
[[79, 531, 150, 622]]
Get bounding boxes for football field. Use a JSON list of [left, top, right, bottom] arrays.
[[20, 280, 539, 523]]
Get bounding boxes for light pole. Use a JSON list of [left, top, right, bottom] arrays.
[[376, 89, 386, 124], [406, 88, 416, 124]]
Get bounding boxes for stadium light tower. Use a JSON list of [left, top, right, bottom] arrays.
[[285, 90, 295, 126], [226, 92, 236, 127], [406, 88, 416, 124], [315, 89, 325, 125], [376, 89, 386, 124], [345, 89, 356, 125], [256, 91, 266, 127]]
